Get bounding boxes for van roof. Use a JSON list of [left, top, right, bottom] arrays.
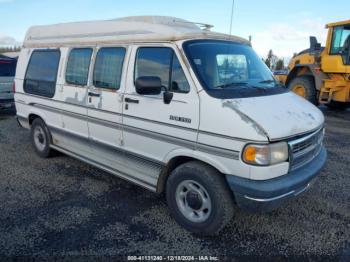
[[23, 16, 250, 48]]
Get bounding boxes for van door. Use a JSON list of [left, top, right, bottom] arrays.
[[59, 47, 93, 154], [86, 46, 126, 168], [122, 44, 200, 187]]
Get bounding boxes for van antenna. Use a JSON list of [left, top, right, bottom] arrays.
[[224, 0, 235, 77], [229, 0, 235, 36]]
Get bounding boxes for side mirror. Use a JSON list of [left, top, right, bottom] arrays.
[[135, 76, 162, 95]]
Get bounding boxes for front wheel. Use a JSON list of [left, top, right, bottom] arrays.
[[31, 118, 53, 158], [166, 161, 235, 235]]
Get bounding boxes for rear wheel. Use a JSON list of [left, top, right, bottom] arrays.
[[288, 76, 317, 105], [166, 161, 235, 235], [31, 118, 53, 158]]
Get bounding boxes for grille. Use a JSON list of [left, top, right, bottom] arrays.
[[289, 128, 324, 171]]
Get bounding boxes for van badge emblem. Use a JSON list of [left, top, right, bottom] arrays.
[[170, 115, 191, 124]]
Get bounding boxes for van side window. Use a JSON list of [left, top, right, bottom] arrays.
[[135, 47, 190, 93], [24, 50, 60, 98], [66, 48, 92, 86], [93, 47, 126, 90]]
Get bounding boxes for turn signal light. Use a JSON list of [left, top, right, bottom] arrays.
[[242, 142, 288, 166]]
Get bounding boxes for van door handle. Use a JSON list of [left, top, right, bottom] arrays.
[[125, 97, 139, 104], [88, 92, 100, 97]]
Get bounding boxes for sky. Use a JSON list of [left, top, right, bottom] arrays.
[[0, 0, 349, 59]]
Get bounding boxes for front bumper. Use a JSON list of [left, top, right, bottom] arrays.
[[226, 147, 327, 212]]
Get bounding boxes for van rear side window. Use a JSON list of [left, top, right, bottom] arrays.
[[24, 50, 60, 98], [93, 47, 126, 90], [66, 48, 93, 86]]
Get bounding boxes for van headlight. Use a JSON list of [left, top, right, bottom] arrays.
[[242, 142, 289, 165]]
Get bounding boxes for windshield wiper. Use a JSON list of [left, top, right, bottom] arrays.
[[258, 79, 275, 84], [215, 82, 248, 89]]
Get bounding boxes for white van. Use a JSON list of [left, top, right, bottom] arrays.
[[15, 16, 327, 235]]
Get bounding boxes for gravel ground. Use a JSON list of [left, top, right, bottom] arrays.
[[0, 107, 349, 261]]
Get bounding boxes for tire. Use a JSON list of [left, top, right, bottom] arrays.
[[326, 101, 350, 110], [166, 161, 235, 235], [288, 76, 317, 105], [30, 118, 53, 158]]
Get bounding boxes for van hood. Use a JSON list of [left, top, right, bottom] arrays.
[[222, 92, 324, 141]]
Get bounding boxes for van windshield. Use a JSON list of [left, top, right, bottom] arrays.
[[183, 40, 286, 99]]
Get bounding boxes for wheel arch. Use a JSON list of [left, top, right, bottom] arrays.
[[286, 64, 326, 91], [27, 109, 47, 126], [286, 65, 314, 87], [29, 113, 43, 126], [157, 149, 231, 193], [28, 111, 53, 143]]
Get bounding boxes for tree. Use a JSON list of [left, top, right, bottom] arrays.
[[275, 59, 284, 70], [267, 49, 274, 61], [264, 49, 277, 69], [0, 46, 21, 54]]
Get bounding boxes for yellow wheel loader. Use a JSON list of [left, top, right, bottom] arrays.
[[275, 20, 350, 109]]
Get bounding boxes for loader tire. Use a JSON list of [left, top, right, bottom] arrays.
[[288, 76, 317, 105]]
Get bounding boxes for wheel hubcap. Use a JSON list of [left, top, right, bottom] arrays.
[[175, 180, 212, 223], [38, 134, 44, 144], [186, 191, 203, 210], [292, 84, 306, 97], [34, 126, 46, 151]]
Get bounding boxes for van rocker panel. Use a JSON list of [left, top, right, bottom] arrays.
[[226, 146, 327, 212]]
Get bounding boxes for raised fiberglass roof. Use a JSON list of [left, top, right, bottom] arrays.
[[23, 16, 249, 48]]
